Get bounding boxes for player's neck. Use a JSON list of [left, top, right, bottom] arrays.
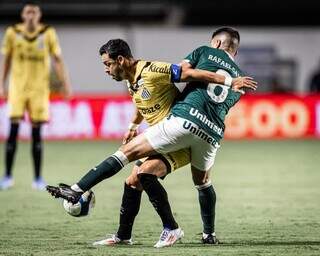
[[126, 59, 139, 84], [24, 22, 39, 33], [223, 50, 235, 61]]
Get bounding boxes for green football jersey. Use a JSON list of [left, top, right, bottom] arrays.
[[171, 45, 244, 142]]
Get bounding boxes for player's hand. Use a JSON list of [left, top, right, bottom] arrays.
[[122, 129, 138, 144], [231, 76, 258, 94], [63, 84, 72, 99], [0, 86, 6, 99]]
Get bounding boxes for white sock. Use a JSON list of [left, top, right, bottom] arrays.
[[113, 150, 129, 166], [203, 232, 216, 238], [71, 184, 84, 192]]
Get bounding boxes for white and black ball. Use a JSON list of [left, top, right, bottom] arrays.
[[63, 190, 95, 217]]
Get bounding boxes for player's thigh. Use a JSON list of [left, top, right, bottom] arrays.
[[7, 94, 26, 119], [190, 135, 220, 172], [144, 115, 192, 154], [160, 148, 191, 174], [120, 133, 157, 162], [28, 94, 49, 122]]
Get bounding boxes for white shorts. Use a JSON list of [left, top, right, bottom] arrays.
[[144, 115, 220, 171]]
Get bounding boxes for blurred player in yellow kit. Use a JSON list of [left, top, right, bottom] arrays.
[[0, 1, 71, 190]]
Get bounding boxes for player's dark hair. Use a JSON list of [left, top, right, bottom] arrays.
[[23, 0, 40, 7], [211, 27, 240, 53], [99, 39, 133, 59], [211, 27, 240, 42]]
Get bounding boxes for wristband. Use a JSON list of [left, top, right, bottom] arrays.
[[128, 123, 139, 131], [224, 76, 233, 86]]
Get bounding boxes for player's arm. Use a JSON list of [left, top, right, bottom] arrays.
[[0, 27, 13, 98], [179, 61, 226, 84], [52, 55, 72, 98], [178, 62, 258, 93], [123, 106, 144, 145], [0, 53, 11, 98], [49, 27, 72, 98]]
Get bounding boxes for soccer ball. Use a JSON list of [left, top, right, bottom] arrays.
[[63, 190, 95, 217]]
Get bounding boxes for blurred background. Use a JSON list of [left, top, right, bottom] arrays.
[[1, 0, 320, 139]]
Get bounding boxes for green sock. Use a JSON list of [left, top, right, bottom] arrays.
[[197, 184, 216, 234], [77, 151, 128, 191]]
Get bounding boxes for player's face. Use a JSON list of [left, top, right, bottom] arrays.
[[101, 53, 125, 81], [21, 5, 41, 25]]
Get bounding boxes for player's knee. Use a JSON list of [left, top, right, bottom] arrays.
[[137, 159, 167, 178], [10, 118, 20, 124], [192, 170, 210, 186], [31, 122, 42, 129], [119, 135, 155, 162], [194, 180, 212, 190], [7, 123, 19, 142], [32, 126, 42, 143], [119, 143, 140, 161]]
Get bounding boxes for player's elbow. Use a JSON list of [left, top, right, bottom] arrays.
[[180, 68, 195, 82], [52, 54, 63, 64]]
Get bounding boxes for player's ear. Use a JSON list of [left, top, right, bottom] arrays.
[[211, 39, 221, 49], [117, 55, 125, 65], [216, 40, 222, 49]]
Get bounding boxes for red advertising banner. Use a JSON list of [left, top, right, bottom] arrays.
[[224, 94, 320, 139], [0, 94, 319, 140]]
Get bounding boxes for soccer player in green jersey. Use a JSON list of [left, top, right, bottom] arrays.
[[47, 27, 257, 247]]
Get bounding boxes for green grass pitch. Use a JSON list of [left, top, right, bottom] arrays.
[[0, 140, 319, 256]]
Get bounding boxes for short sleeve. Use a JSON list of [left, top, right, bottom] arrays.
[[1, 27, 14, 55], [47, 27, 61, 56], [184, 46, 206, 67]]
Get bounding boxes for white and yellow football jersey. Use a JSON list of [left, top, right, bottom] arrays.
[[127, 60, 181, 125], [1, 23, 61, 121], [127, 60, 190, 172]]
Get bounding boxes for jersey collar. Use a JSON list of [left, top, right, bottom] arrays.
[[224, 50, 235, 61], [133, 60, 148, 84], [127, 60, 150, 92]]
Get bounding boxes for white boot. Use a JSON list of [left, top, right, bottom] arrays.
[[154, 227, 184, 248]]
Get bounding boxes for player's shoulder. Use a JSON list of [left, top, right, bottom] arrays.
[[5, 23, 21, 34], [39, 24, 55, 34], [194, 45, 211, 53]]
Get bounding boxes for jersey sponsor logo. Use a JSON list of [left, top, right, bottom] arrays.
[[141, 87, 151, 100], [148, 63, 170, 74], [182, 120, 219, 147], [18, 53, 44, 62], [189, 107, 223, 136], [140, 104, 161, 114]]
